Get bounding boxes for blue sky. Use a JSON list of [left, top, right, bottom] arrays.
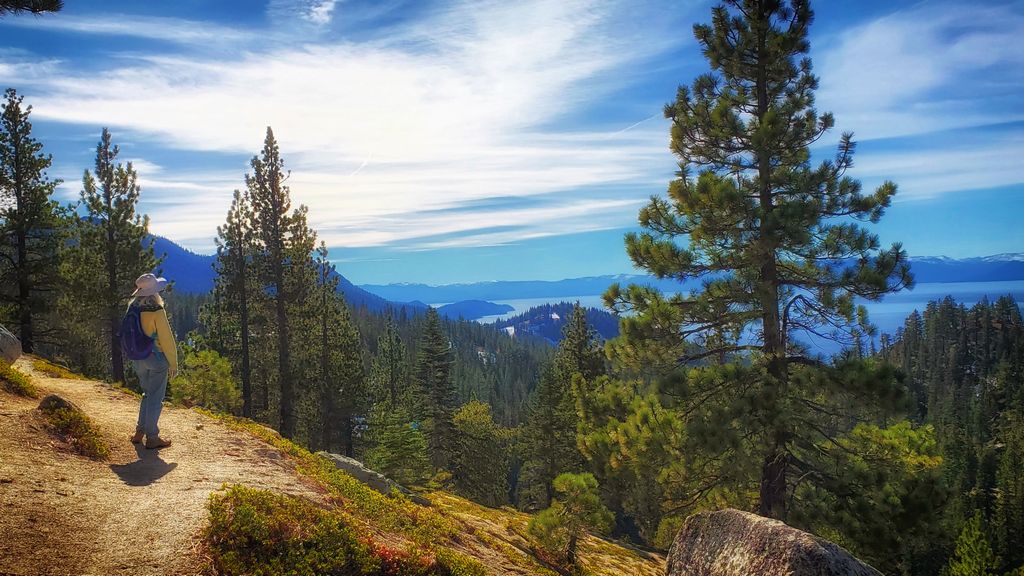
[[1, 0, 1022, 285]]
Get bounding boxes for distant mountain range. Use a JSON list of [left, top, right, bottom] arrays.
[[360, 254, 1024, 303], [153, 235, 1024, 319], [151, 235, 423, 313]]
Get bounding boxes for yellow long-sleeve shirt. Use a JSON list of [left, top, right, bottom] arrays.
[[140, 308, 178, 374]]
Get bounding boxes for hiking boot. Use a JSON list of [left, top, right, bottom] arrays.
[[145, 436, 172, 449]]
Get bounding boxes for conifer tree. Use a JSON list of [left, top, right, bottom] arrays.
[[604, 0, 911, 519], [210, 189, 255, 416], [948, 512, 1000, 576], [0, 1, 62, 16], [414, 307, 456, 468], [364, 401, 430, 486], [312, 242, 365, 455], [369, 316, 409, 407], [520, 304, 606, 509], [70, 128, 159, 383], [528, 472, 613, 566], [451, 400, 510, 507], [519, 364, 580, 509], [555, 303, 606, 383], [245, 127, 315, 438], [0, 88, 63, 353], [878, 295, 1024, 574]]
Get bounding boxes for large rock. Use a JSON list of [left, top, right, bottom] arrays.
[[667, 509, 882, 576], [0, 324, 21, 365], [38, 394, 80, 413], [316, 451, 430, 506]]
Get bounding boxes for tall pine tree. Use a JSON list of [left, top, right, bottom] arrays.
[[604, 0, 911, 519], [311, 242, 365, 455], [70, 128, 160, 383], [369, 315, 410, 407], [0, 88, 63, 353], [246, 127, 316, 439], [413, 307, 456, 469], [520, 304, 604, 509], [451, 400, 510, 507], [210, 189, 255, 416]]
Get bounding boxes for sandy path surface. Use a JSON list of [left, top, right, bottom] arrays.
[[0, 358, 324, 576]]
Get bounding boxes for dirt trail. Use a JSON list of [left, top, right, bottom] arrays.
[[0, 358, 324, 576]]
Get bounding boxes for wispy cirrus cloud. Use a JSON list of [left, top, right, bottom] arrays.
[[0, 13, 257, 45], [2, 0, 1021, 263], [3, 0, 685, 253], [816, 1, 1024, 139]]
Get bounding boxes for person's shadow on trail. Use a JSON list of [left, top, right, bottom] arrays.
[[109, 445, 178, 486]]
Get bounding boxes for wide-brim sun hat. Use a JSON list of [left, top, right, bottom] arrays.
[[132, 273, 169, 297]]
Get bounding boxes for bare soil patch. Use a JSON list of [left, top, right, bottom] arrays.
[[0, 357, 324, 576]]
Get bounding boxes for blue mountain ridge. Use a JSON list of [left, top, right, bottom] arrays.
[[359, 254, 1024, 303], [151, 234, 1023, 318], [149, 235, 423, 313]]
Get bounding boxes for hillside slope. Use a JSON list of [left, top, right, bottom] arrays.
[[0, 358, 664, 576]]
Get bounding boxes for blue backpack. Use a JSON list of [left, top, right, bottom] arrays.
[[120, 304, 155, 360]]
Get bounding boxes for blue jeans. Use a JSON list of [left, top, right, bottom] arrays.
[[134, 351, 169, 438]]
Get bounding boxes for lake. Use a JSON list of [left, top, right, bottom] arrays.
[[471, 280, 1024, 340]]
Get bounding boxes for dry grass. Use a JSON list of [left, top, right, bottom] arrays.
[[31, 356, 85, 380], [0, 362, 37, 397], [40, 406, 110, 460]]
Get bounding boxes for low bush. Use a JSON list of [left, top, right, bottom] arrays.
[[31, 357, 84, 380], [528, 473, 612, 568], [199, 410, 459, 544], [0, 362, 37, 397], [170, 349, 241, 413], [207, 485, 484, 576], [42, 407, 110, 460]]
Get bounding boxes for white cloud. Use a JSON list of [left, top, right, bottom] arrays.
[[852, 132, 1024, 201], [11, 0, 682, 253], [0, 14, 255, 45], [816, 1, 1024, 140], [305, 0, 338, 25]]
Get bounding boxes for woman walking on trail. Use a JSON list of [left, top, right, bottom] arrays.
[[128, 273, 178, 449]]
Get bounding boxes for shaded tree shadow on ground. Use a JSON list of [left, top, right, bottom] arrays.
[[109, 445, 177, 486]]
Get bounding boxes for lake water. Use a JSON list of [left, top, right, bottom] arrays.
[[472, 280, 1024, 340]]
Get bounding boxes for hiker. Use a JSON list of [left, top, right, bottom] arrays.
[[127, 273, 178, 449]]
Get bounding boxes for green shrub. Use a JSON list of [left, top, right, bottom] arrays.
[[170, 349, 241, 414], [207, 485, 481, 576], [43, 407, 109, 460], [433, 548, 488, 576], [0, 362, 37, 397], [199, 409, 458, 544], [450, 401, 510, 507], [528, 473, 613, 567], [653, 515, 685, 550], [31, 357, 84, 380], [365, 401, 432, 487]]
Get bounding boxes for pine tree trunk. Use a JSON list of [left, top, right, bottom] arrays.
[[237, 253, 252, 418], [320, 295, 332, 451], [341, 414, 354, 457], [107, 222, 125, 384], [16, 222, 33, 353], [754, 1, 788, 520], [275, 264, 294, 438], [566, 532, 578, 566]]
